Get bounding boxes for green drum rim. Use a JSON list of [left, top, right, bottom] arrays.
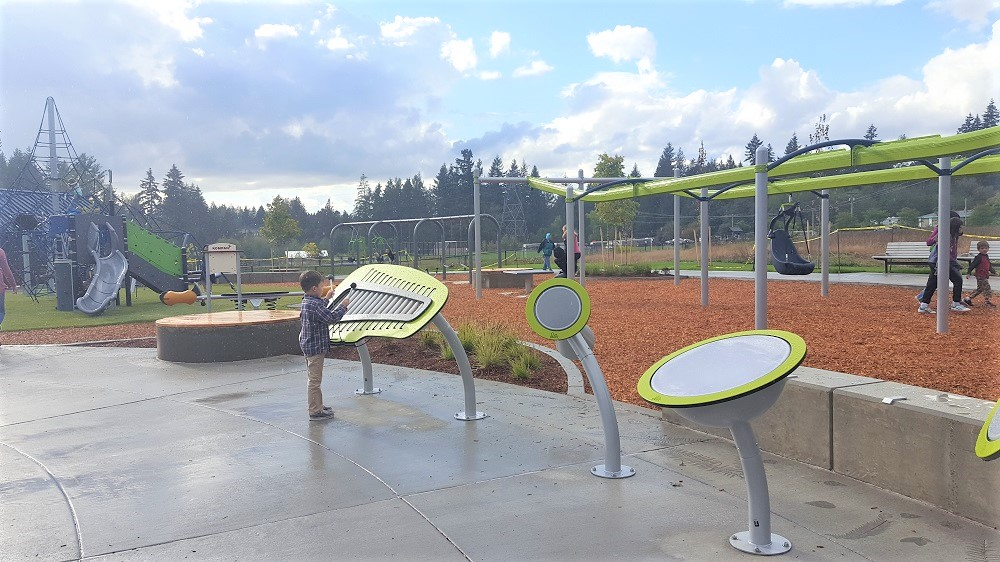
[[975, 399, 1000, 460], [636, 329, 806, 408], [525, 278, 591, 341]]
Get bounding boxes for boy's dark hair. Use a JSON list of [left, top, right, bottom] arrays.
[[299, 270, 324, 292], [978, 240, 990, 251]]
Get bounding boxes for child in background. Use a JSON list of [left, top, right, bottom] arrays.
[[963, 240, 996, 308], [298, 270, 350, 421]]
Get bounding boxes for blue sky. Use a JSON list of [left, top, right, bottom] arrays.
[[1, 0, 998, 213]]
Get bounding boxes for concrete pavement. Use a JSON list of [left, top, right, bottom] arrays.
[[1, 345, 996, 561]]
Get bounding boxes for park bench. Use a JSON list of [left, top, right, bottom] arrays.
[[873, 241, 979, 273]]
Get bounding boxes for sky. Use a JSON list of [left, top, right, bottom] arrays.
[[1, 0, 999, 214]]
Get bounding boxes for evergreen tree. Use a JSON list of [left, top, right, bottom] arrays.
[[864, 124, 878, 141], [653, 143, 675, 177], [982, 99, 999, 128], [629, 163, 641, 178], [430, 164, 451, 216], [160, 164, 186, 226], [135, 168, 162, 221], [674, 147, 687, 176], [353, 174, 373, 220], [784, 133, 800, 155], [744, 133, 763, 164], [957, 113, 978, 133], [690, 141, 709, 174], [808, 114, 831, 147]]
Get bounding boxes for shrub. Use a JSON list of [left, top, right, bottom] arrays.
[[419, 328, 442, 349], [510, 355, 535, 380]]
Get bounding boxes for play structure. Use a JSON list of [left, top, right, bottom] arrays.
[[475, 126, 1000, 333], [638, 330, 806, 555], [525, 278, 633, 478], [327, 264, 486, 421]]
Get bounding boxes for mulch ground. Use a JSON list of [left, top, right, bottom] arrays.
[[2, 276, 996, 408]]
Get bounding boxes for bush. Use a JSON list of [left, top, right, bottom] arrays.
[[419, 328, 442, 349]]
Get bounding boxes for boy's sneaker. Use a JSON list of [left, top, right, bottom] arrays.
[[962, 297, 973, 307], [915, 291, 924, 301], [917, 303, 935, 314], [322, 406, 333, 413], [950, 302, 971, 312], [309, 410, 335, 421]]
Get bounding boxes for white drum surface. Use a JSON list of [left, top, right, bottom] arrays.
[[650, 334, 791, 398]]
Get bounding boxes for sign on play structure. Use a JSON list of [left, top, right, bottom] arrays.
[[204, 242, 239, 275]]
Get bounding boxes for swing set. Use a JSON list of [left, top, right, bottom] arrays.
[[767, 202, 815, 275]]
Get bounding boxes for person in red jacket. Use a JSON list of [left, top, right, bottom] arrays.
[[0, 247, 17, 330], [963, 240, 995, 308]]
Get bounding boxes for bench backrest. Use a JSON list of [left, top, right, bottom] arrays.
[[883, 242, 930, 256]]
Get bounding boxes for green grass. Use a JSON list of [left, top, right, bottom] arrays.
[[3, 283, 303, 332], [418, 320, 543, 378]]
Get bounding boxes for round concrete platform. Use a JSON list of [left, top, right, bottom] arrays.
[[156, 310, 302, 363]]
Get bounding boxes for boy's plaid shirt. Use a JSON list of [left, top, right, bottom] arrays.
[[298, 294, 347, 356]]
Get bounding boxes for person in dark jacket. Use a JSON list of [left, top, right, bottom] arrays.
[[537, 233, 555, 270]]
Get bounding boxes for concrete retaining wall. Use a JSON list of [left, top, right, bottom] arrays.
[[659, 366, 999, 528]]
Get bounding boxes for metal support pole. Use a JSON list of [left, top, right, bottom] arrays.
[[354, 341, 381, 395], [567, 333, 634, 479], [474, 173, 482, 299], [566, 183, 576, 279], [754, 146, 769, 329], [578, 169, 586, 286], [937, 157, 951, 334], [728, 420, 790, 555], [432, 314, 486, 420], [820, 190, 830, 297], [673, 170, 681, 285], [204, 251, 213, 313], [700, 187, 709, 307]]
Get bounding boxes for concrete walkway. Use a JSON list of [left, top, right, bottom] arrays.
[[2, 345, 996, 561]]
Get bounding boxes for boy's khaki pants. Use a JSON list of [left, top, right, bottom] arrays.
[[305, 354, 325, 415]]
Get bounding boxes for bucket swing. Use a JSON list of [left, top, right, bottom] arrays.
[[768, 202, 815, 275]]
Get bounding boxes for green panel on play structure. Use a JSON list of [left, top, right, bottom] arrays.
[[329, 264, 448, 344]]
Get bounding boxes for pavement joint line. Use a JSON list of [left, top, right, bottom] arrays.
[[0, 441, 84, 559], [399, 496, 474, 561]]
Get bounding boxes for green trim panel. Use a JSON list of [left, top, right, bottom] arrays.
[[637, 330, 806, 408], [329, 264, 448, 343], [125, 221, 183, 277], [975, 399, 1000, 461]]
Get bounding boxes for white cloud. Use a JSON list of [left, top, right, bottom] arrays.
[[441, 38, 477, 72], [489, 31, 510, 58], [254, 24, 299, 50], [479, 70, 502, 80], [783, 0, 904, 6], [380, 15, 441, 45], [128, 0, 212, 42], [587, 25, 655, 64], [191, 47, 205, 57], [322, 28, 355, 52], [118, 45, 178, 88], [513, 60, 553, 77], [927, 0, 1000, 29]]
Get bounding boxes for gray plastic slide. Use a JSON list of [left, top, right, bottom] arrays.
[[75, 222, 129, 315]]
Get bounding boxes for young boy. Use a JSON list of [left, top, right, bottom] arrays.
[[298, 270, 350, 421], [963, 240, 996, 308]]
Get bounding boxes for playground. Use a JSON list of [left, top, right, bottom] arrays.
[[2, 274, 996, 403]]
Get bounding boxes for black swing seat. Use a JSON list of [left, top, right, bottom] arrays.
[[769, 229, 815, 275], [768, 203, 815, 276]]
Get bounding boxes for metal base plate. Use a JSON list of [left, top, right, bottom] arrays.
[[591, 464, 635, 479], [455, 411, 487, 421], [355, 388, 383, 395], [729, 532, 791, 555]]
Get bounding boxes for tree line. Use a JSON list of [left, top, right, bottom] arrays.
[[1, 99, 996, 259]]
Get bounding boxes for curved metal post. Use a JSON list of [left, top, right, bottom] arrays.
[[354, 340, 381, 395], [432, 314, 486, 421], [468, 214, 502, 285], [329, 224, 358, 279], [412, 218, 446, 275], [728, 420, 790, 555], [566, 332, 634, 479], [367, 222, 399, 264]]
